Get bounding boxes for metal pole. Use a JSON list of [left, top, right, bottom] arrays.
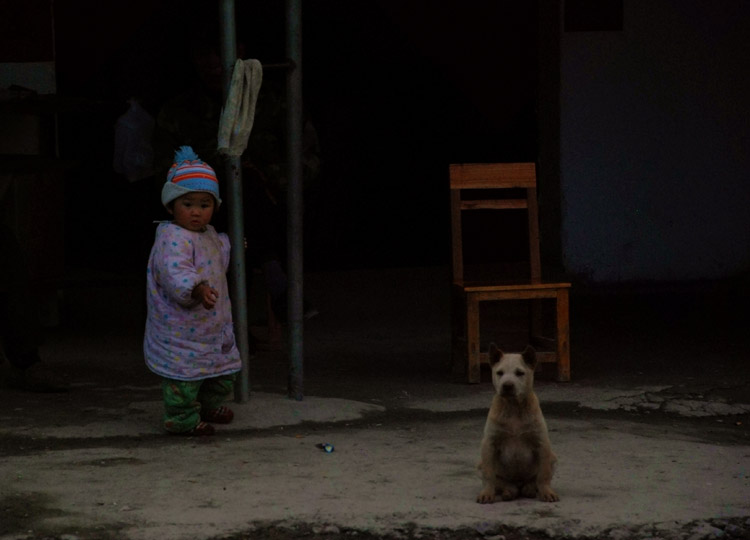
[[219, 0, 251, 403], [286, 0, 304, 401]]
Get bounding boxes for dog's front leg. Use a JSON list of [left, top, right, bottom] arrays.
[[535, 448, 559, 502], [476, 437, 498, 503]]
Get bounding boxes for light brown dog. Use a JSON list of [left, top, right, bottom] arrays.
[[476, 343, 559, 503]]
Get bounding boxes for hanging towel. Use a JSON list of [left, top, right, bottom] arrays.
[[217, 58, 263, 157]]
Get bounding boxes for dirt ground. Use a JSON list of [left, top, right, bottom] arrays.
[[1, 267, 749, 540]]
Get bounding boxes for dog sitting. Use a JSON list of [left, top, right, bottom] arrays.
[[476, 343, 559, 503]]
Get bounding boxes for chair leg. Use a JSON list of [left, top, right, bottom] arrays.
[[555, 288, 571, 381], [466, 294, 481, 384]]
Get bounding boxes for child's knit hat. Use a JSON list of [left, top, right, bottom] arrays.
[[161, 146, 222, 208]]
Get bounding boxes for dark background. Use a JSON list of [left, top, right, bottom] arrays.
[[43, 0, 538, 274]]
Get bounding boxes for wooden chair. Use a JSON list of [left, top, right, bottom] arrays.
[[449, 162, 571, 383]]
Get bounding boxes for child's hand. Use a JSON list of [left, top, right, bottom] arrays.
[[192, 282, 219, 309]]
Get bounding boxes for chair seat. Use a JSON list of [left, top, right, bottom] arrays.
[[455, 280, 571, 293]]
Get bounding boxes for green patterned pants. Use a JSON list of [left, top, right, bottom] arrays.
[[161, 374, 235, 433]]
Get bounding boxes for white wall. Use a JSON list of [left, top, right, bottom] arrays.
[[560, 0, 750, 282]]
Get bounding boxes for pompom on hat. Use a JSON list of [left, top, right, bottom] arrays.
[[161, 146, 222, 208]]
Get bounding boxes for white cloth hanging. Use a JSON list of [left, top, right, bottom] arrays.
[[217, 59, 263, 157]]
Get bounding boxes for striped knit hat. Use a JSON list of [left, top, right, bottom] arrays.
[[161, 146, 222, 208]]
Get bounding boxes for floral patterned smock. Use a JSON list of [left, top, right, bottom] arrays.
[[144, 222, 241, 381]]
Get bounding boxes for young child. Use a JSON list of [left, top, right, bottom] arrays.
[[144, 146, 241, 436]]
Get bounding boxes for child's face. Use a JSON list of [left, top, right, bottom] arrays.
[[169, 192, 216, 232]]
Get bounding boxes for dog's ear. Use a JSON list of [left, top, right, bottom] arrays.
[[488, 343, 503, 366], [521, 345, 537, 370]]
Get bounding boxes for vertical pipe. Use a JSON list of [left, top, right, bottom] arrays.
[[219, 0, 251, 402], [286, 0, 304, 401]]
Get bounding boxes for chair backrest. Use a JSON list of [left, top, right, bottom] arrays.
[[449, 162, 541, 285]]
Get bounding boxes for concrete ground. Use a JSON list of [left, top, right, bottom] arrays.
[[1, 266, 749, 540]]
